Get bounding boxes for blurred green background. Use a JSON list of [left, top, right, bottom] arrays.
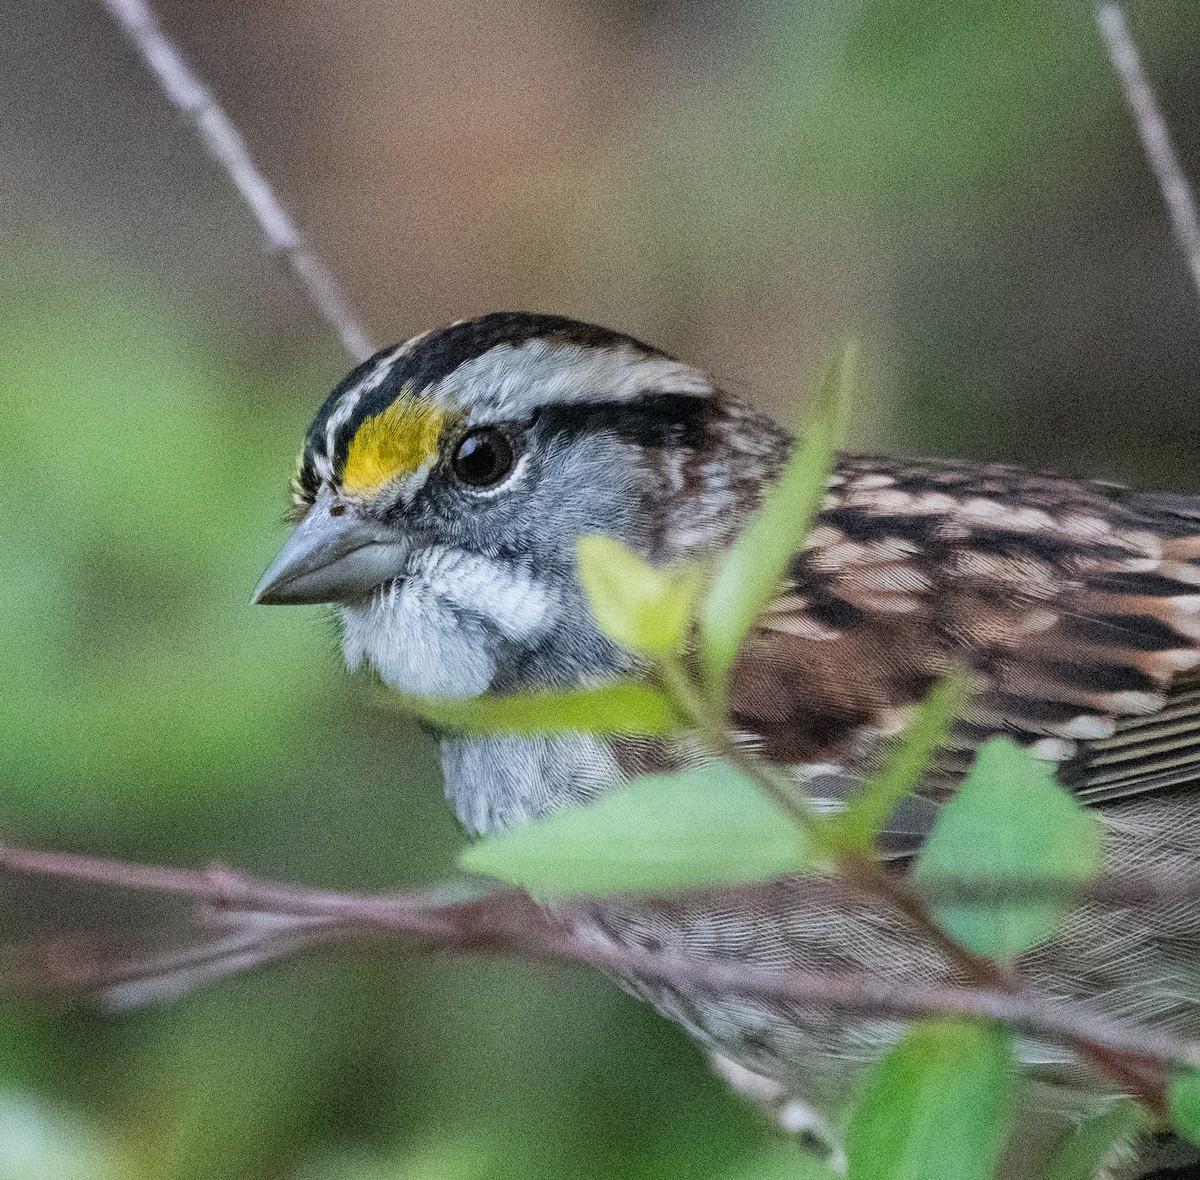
[[3, 1, 1200, 1177]]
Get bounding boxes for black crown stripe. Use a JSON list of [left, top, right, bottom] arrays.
[[301, 313, 667, 480]]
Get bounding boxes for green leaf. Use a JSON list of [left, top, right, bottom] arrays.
[[912, 738, 1102, 959], [459, 761, 820, 895], [390, 682, 682, 737], [1169, 1068, 1200, 1145], [575, 535, 698, 655], [1044, 1098, 1147, 1180], [833, 673, 963, 852], [845, 1018, 1015, 1180], [698, 341, 853, 690]]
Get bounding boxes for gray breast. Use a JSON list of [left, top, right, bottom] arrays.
[[441, 733, 625, 835], [552, 790, 1200, 1121]]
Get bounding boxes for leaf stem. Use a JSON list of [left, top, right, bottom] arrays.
[[658, 656, 827, 844]]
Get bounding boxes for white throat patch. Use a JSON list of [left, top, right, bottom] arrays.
[[340, 547, 556, 698]]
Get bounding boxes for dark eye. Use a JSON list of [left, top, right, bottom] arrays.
[[452, 427, 515, 487]]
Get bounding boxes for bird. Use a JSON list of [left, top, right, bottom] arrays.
[[254, 311, 1200, 1177]]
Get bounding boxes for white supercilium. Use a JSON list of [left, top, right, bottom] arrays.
[[442, 339, 713, 419]]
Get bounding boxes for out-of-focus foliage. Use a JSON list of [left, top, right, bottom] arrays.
[[0, 259, 327, 819], [844, 1019, 1015, 1180], [575, 535, 699, 657], [1044, 1100, 1147, 1180], [699, 343, 849, 688], [832, 674, 962, 854], [4, 0, 1200, 1177], [0, 1089, 131, 1180], [391, 680, 681, 738], [1168, 1068, 1200, 1146]]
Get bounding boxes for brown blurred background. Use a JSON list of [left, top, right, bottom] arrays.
[[10, 0, 1200, 472], [2, 2, 1200, 1178]]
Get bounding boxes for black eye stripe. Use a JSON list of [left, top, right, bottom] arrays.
[[535, 394, 713, 450], [299, 393, 712, 505]]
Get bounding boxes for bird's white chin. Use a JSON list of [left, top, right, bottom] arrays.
[[340, 579, 496, 699], [338, 548, 557, 699]]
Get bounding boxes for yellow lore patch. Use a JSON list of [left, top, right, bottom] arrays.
[[341, 395, 446, 496]]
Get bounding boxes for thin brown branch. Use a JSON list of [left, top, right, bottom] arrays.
[[5, 915, 342, 1009], [22, 843, 1200, 913], [0, 847, 437, 925], [1, 843, 1197, 1083], [1097, 1, 1200, 299], [95, 0, 374, 362], [915, 870, 1200, 908]]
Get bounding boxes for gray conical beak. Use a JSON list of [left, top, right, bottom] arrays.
[[253, 503, 408, 606]]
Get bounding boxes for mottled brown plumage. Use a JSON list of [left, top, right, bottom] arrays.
[[731, 457, 1200, 816]]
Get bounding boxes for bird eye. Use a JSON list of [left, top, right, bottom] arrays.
[[452, 427, 515, 487]]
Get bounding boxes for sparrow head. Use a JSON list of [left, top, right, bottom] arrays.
[[253, 313, 781, 698]]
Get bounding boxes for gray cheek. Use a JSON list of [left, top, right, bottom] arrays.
[[457, 433, 642, 562], [538, 438, 644, 540], [340, 583, 496, 699]]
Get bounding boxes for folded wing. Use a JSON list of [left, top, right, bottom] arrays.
[[729, 457, 1200, 833]]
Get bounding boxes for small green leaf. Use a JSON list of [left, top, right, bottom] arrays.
[[699, 341, 853, 690], [390, 682, 682, 737], [913, 738, 1102, 959], [576, 535, 698, 655], [1044, 1098, 1147, 1180], [1169, 1068, 1200, 1145], [459, 761, 821, 895], [845, 1018, 1015, 1180], [833, 673, 964, 852]]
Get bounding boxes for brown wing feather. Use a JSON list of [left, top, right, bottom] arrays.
[[729, 457, 1200, 816]]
